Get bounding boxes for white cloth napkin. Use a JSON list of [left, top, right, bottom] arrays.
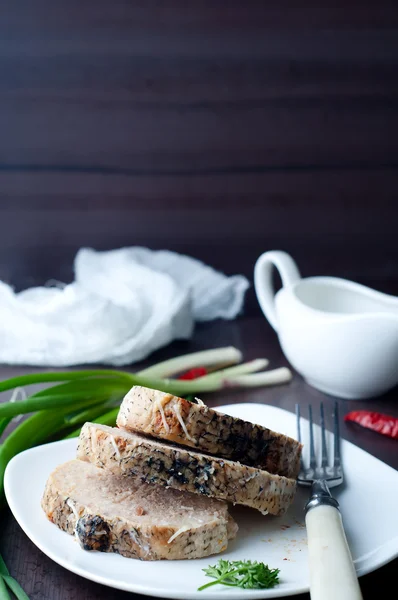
[[0, 247, 249, 366]]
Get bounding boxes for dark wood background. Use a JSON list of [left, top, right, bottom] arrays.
[[0, 0, 397, 305]]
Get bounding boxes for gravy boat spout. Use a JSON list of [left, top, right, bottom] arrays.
[[254, 251, 398, 400]]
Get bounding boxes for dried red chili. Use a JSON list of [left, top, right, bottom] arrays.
[[344, 410, 398, 440], [178, 367, 208, 380]]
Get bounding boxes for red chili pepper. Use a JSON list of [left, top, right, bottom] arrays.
[[178, 367, 208, 380], [344, 410, 398, 440]]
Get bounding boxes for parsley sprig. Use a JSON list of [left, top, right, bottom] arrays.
[[198, 559, 280, 591]]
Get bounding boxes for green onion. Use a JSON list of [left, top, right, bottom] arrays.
[[30, 377, 130, 397], [2, 576, 29, 600], [0, 370, 134, 394], [0, 393, 110, 420], [139, 346, 242, 378], [210, 358, 269, 377], [63, 402, 117, 426], [0, 420, 12, 439], [225, 367, 292, 387], [65, 407, 119, 439], [0, 555, 8, 577], [0, 576, 10, 600], [0, 554, 28, 600]]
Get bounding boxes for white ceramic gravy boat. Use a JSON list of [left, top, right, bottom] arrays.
[[254, 250, 398, 399]]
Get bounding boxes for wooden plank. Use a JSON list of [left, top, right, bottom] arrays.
[[0, 0, 396, 292], [1, 95, 398, 169], [2, 1, 398, 38], [0, 4, 397, 170]]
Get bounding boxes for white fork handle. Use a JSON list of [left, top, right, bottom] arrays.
[[306, 505, 363, 600]]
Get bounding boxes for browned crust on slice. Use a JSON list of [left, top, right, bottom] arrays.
[[117, 386, 302, 478], [42, 459, 237, 561], [77, 423, 297, 516]]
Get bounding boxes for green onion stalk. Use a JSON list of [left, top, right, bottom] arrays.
[[0, 553, 29, 600], [0, 346, 292, 597]]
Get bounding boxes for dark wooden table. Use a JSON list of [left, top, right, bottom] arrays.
[[0, 315, 397, 599]]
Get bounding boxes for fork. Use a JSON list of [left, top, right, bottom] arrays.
[[296, 402, 363, 600]]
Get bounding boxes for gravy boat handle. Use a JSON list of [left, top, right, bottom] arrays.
[[254, 250, 301, 331]]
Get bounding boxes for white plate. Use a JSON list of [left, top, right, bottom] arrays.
[[4, 403, 398, 599]]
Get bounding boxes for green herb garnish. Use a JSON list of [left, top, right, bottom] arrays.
[[198, 559, 280, 591]]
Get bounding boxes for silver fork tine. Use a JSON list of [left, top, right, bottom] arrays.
[[320, 402, 328, 468], [295, 404, 305, 471], [334, 401, 341, 468], [295, 403, 301, 443], [308, 404, 316, 470]]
